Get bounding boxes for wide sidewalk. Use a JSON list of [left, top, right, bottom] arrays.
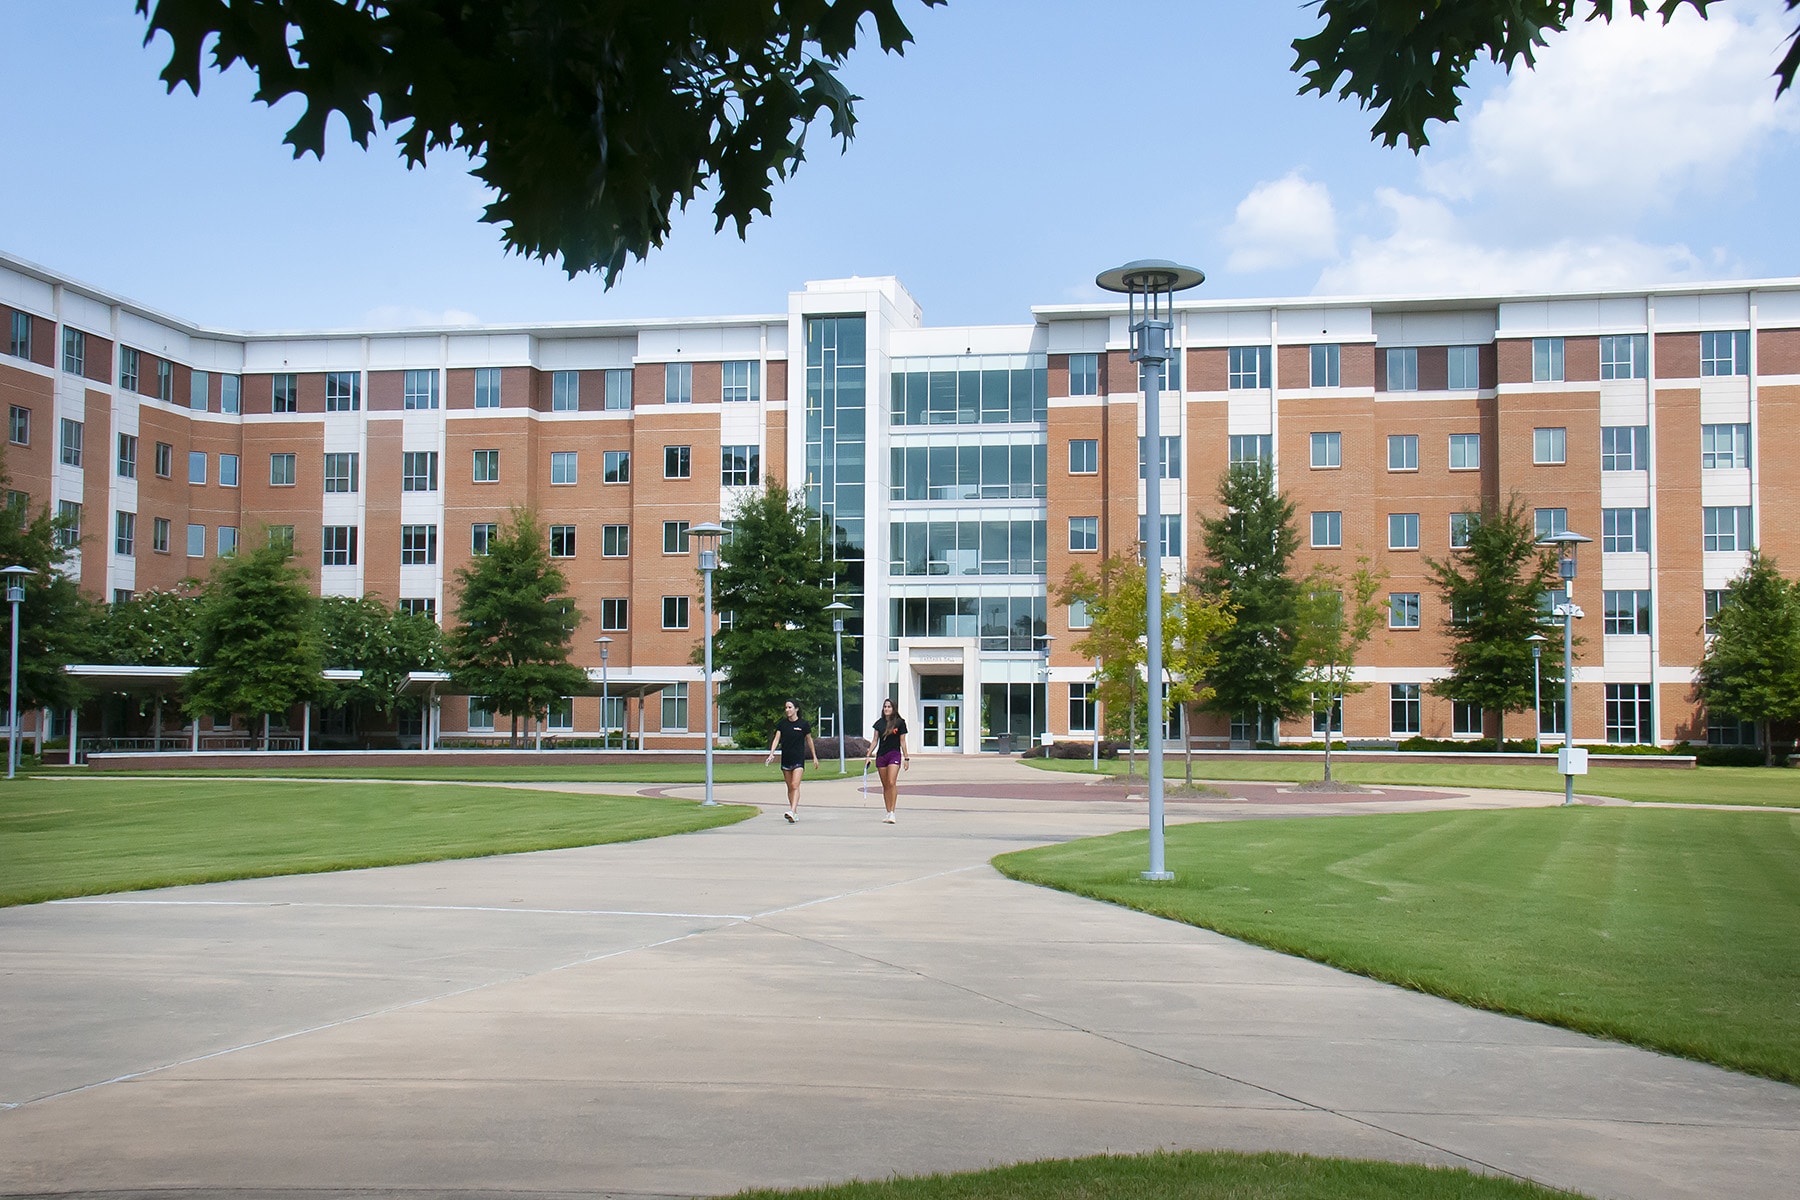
[[1, 757, 1794, 1200]]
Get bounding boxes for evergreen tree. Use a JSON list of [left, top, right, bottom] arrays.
[[1425, 496, 1563, 743], [1294, 558, 1387, 781], [1196, 460, 1306, 733], [448, 510, 587, 745], [710, 481, 842, 749], [0, 470, 101, 713], [1697, 552, 1800, 766], [184, 539, 321, 745]]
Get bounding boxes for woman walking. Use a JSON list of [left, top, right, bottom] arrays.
[[866, 697, 909, 824], [765, 699, 818, 823]]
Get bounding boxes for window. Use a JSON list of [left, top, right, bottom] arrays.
[[1310, 432, 1340, 469], [1067, 353, 1100, 396], [472, 449, 499, 483], [190, 370, 209, 412], [1137, 514, 1182, 558], [1534, 508, 1568, 539], [1602, 507, 1650, 554], [1700, 330, 1750, 376], [1389, 592, 1421, 628], [471, 523, 497, 555], [603, 450, 630, 483], [1064, 682, 1097, 733], [5, 490, 26, 520], [154, 441, 172, 478], [1069, 516, 1099, 552], [1532, 337, 1565, 382], [549, 524, 576, 558], [602, 524, 630, 557], [1703, 506, 1753, 551], [267, 526, 293, 550], [1385, 347, 1418, 391], [1601, 425, 1648, 471], [1312, 699, 1343, 735], [7, 311, 29, 359], [663, 520, 691, 554], [50, 501, 81, 552], [543, 696, 573, 733], [1310, 511, 1341, 548], [155, 360, 171, 402], [467, 697, 494, 732], [1447, 433, 1480, 471], [1603, 590, 1652, 635], [1068, 599, 1092, 630], [324, 452, 359, 493], [326, 371, 361, 412], [152, 517, 170, 554], [7, 406, 26, 446], [1605, 683, 1654, 744], [402, 451, 439, 492], [1452, 700, 1483, 736], [321, 526, 358, 566], [62, 328, 85, 375], [221, 375, 240, 414], [116, 433, 137, 479], [721, 444, 760, 486], [1706, 714, 1757, 747], [1390, 683, 1422, 734], [550, 451, 578, 485], [1447, 345, 1480, 389], [1704, 588, 1729, 634], [218, 526, 238, 557], [549, 370, 576, 411], [119, 347, 140, 392], [114, 511, 135, 556], [1533, 427, 1567, 465], [399, 598, 436, 620], [1450, 511, 1477, 549], [1540, 587, 1568, 623], [401, 524, 438, 565], [662, 595, 690, 629], [664, 445, 691, 479], [59, 418, 82, 467], [186, 522, 205, 557], [269, 453, 296, 487], [604, 369, 633, 411], [1225, 434, 1268, 467], [1701, 423, 1750, 470], [187, 451, 206, 485], [1600, 334, 1648, 380], [476, 367, 504, 408], [1388, 512, 1420, 550], [1068, 438, 1099, 474], [402, 369, 438, 410], [272, 374, 298, 413], [1309, 344, 1340, 388], [1387, 434, 1418, 471], [1143, 434, 1183, 478], [722, 360, 760, 402], [600, 598, 628, 630], [664, 362, 693, 404], [662, 680, 689, 729], [1138, 358, 1180, 393], [219, 453, 239, 488], [1228, 345, 1271, 389]]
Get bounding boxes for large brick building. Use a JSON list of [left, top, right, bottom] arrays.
[[3, 252, 1796, 753]]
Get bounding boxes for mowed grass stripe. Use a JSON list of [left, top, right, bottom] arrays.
[[0, 778, 753, 906], [995, 807, 1800, 1082]]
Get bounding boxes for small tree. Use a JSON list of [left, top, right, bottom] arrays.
[[185, 540, 321, 746], [1294, 557, 1387, 782], [0, 482, 100, 716], [95, 586, 205, 666], [1425, 497, 1562, 744], [1697, 552, 1800, 766], [1166, 582, 1236, 785], [710, 481, 843, 749], [1060, 553, 1148, 776], [317, 595, 446, 730], [448, 510, 587, 745]]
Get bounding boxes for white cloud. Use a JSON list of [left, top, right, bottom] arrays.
[[1222, 171, 1337, 272], [360, 305, 482, 328]]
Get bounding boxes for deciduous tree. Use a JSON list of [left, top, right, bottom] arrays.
[[1165, 582, 1235, 785], [1060, 553, 1148, 775], [317, 595, 446, 725], [184, 539, 321, 746], [1293, 557, 1387, 782], [1697, 551, 1800, 766], [0, 477, 102, 714]]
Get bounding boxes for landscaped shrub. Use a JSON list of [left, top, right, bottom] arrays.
[[1396, 736, 1545, 754], [1023, 739, 1123, 760], [811, 736, 871, 761]]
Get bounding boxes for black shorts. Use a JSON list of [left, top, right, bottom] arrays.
[[780, 758, 806, 772]]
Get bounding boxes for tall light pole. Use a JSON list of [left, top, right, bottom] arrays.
[[691, 522, 728, 807], [826, 600, 853, 774], [1036, 633, 1055, 751], [1097, 259, 1205, 881], [594, 636, 612, 749], [1527, 632, 1548, 755], [4, 565, 34, 780], [1091, 655, 1102, 771], [1539, 531, 1591, 806]]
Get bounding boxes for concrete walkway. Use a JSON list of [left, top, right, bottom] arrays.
[[1, 757, 1794, 1199]]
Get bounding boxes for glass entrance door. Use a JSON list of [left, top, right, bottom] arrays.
[[920, 701, 962, 751]]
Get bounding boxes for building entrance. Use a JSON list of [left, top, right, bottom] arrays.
[[920, 701, 962, 751]]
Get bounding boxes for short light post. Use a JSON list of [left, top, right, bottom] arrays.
[[826, 600, 853, 774], [1527, 632, 1548, 755], [691, 521, 728, 807], [4, 565, 34, 780], [1037, 634, 1055, 750], [1097, 259, 1205, 881], [594, 636, 613, 749], [1539, 531, 1592, 806]]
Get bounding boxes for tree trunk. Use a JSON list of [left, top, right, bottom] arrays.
[[510, 714, 520, 748], [1183, 702, 1194, 785], [1763, 718, 1773, 768], [1496, 707, 1506, 749], [1323, 698, 1333, 783], [1127, 693, 1137, 780]]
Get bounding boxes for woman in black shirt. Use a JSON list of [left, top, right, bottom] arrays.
[[865, 697, 909, 824], [765, 699, 818, 823]]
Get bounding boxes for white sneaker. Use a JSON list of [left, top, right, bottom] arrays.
[[783, 810, 796, 824], [882, 812, 896, 824]]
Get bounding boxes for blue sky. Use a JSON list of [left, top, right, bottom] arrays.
[[3, 1, 1798, 330]]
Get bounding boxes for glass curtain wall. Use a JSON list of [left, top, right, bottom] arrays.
[[805, 315, 866, 736]]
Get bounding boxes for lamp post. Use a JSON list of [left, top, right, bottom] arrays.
[[1538, 531, 1591, 806], [1527, 632, 1548, 755], [4, 565, 34, 780], [1034, 634, 1055, 751], [691, 522, 728, 807], [594, 636, 612, 750], [1091, 655, 1102, 771], [1097, 259, 1205, 881], [826, 600, 853, 773]]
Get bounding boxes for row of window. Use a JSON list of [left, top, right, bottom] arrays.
[[1300, 505, 1750, 553], [465, 688, 684, 734]]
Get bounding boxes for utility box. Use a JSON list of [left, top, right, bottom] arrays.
[[1559, 746, 1589, 775]]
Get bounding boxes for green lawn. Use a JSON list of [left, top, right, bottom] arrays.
[[0, 778, 753, 906], [50, 762, 852, 784], [995, 806, 1800, 1083], [1026, 756, 1800, 807], [730, 1150, 1586, 1199]]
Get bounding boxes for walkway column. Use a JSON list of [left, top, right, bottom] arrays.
[[68, 706, 78, 767], [302, 702, 311, 752]]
